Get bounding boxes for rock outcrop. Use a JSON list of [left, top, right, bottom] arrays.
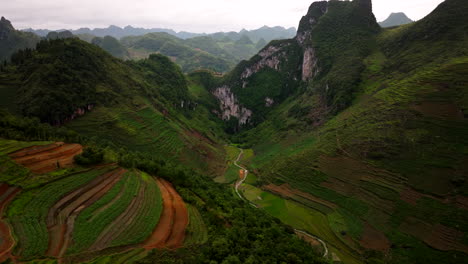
[[296, 1, 329, 81], [301, 47, 319, 81], [212, 86, 252, 125], [239, 43, 288, 88], [57, 104, 95, 125]]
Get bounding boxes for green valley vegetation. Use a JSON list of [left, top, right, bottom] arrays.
[[210, 0, 468, 263], [0, 112, 326, 264], [0, 0, 467, 263]]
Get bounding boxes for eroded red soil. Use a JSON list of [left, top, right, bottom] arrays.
[[359, 223, 391, 252], [144, 178, 188, 249], [0, 184, 21, 263], [163, 180, 189, 249], [10, 143, 83, 174], [46, 168, 125, 257]]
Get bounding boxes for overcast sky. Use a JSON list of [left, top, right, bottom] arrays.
[[4, 0, 445, 33]]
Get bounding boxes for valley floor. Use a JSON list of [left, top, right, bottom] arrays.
[[230, 146, 362, 264]]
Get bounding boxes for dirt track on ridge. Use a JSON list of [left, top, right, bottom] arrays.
[[144, 178, 188, 249]]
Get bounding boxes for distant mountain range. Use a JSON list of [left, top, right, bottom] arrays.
[[379, 12, 413, 27], [22, 25, 296, 42]]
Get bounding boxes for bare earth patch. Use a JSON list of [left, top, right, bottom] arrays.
[[144, 178, 188, 249], [0, 184, 21, 263], [46, 168, 125, 257], [360, 223, 391, 252], [9, 143, 83, 174]]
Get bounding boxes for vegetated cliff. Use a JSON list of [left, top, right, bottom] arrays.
[[239, 0, 468, 263], [210, 0, 379, 131], [0, 17, 40, 62]]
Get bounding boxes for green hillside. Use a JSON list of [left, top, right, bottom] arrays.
[[223, 0, 468, 263], [120, 32, 268, 73], [0, 0, 467, 263], [121, 32, 234, 72], [0, 37, 227, 175], [91, 36, 129, 59]]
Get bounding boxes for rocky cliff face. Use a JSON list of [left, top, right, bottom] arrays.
[[211, 0, 379, 128], [57, 104, 95, 125], [239, 43, 289, 87], [210, 1, 331, 127], [296, 1, 329, 82], [212, 86, 252, 125]]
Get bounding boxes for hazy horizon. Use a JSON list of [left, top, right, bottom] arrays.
[[5, 0, 444, 33]]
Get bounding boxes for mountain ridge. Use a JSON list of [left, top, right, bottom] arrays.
[[379, 12, 413, 27], [22, 24, 297, 42]]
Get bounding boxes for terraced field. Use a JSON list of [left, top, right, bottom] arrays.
[[0, 183, 20, 262], [184, 204, 208, 246], [0, 140, 190, 263], [144, 179, 189, 249], [10, 142, 83, 174]]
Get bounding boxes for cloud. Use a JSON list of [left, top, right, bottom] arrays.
[[2, 0, 444, 32]]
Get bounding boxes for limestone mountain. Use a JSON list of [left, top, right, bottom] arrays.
[[0, 17, 40, 62], [91, 35, 129, 59], [379, 12, 413, 27], [208, 0, 379, 128]]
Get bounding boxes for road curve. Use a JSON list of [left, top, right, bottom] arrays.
[[233, 147, 328, 258]]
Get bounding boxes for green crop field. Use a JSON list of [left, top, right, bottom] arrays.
[[184, 204, 208, 246], [215, 146, 241, 183], [68, 170, 141, 254], [7, 167, 114, 258], [240, 183, 362, 264], [109, 172, 162, 247], [82, 248, 149, 264]]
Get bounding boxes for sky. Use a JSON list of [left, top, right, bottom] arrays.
[[4, 0, 445, 33]]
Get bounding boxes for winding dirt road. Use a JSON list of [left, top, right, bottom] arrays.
[[233, 147, 328, 258]]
